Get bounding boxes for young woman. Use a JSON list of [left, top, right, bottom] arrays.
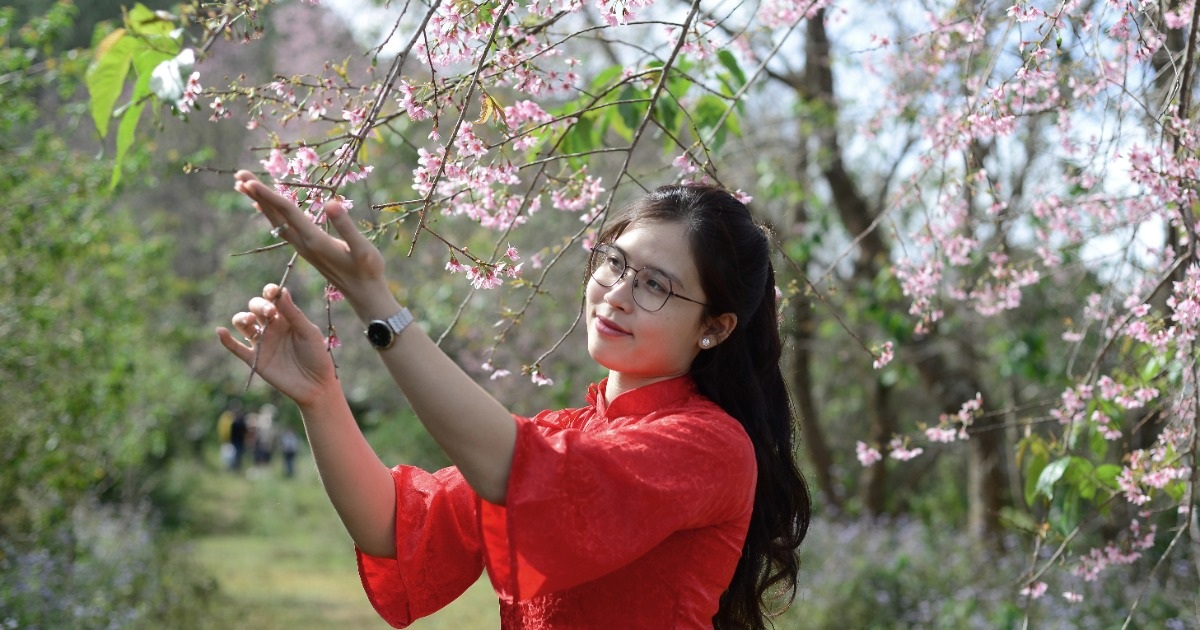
[[217, 171, 811, 628]]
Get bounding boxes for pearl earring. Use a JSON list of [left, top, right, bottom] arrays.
[[701, 337, 712, 348]]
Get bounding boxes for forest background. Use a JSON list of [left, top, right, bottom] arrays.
[[2, 0, 1198, 627]]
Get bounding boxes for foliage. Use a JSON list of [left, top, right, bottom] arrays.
[[0, 1, 214, 624], [795, 515, 1197, 629]]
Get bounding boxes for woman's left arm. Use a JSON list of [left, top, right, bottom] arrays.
[[232, 171, 517, 504]]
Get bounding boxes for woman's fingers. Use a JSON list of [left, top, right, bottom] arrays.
[[234, 171, 362, 274], [216, 327, 254, 364], [272, 287, 319, 340], [234, 171, 320, 243], [230, 311, 262, 340], [325, 199, 374, 256]]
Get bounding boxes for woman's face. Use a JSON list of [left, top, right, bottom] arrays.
[[585, 220, 711, 391]]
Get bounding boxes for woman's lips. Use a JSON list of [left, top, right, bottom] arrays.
[[594, 315, 631, 336]]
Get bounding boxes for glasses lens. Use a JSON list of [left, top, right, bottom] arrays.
[[590, 244, 623, 286], [633, 268, 672, 311]]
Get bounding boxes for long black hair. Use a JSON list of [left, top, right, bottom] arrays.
[[597, 184, 812, 629]]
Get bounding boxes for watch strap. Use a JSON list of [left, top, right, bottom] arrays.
[[384, 307, 414, 335]]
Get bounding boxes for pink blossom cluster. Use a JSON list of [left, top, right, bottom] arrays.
[[444, 244, 524, 291], [209, 97, 232, 122], [411, 138, 538, 232], [491, 41, 580, 97], [855, 441, 882, 467], [673, 153, 701, 176], [1072, 518, 1157, 582], [893, 259, 944, 333], [551, 173, 606, 213], [926, 392, 982, 443], [1127, 143, 1200, 217], [524, 0, 585, 19], [596, 0, 656, 26], [757, 0, 834, 30], [662, 20, 722, 60], [887, 437, 924, 461], [1167, 264, 1200, 344], [415, 4, 497, 68], [530, 368, 554, 387], [1049, 382, 1093, 426], [502, 100, 554, 151], [179, 72, 202, 113], [1117, 429, 1194, 506], [963, 251, 1040, 317], [871, 341, 894, 370], [396, 82, 432, 122], [1018, 581, 1047, 599]]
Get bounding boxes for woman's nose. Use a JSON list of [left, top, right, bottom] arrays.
[[603, 271, 637, 309]]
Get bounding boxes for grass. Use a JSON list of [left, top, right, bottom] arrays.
[[175, 453, 499, 629]]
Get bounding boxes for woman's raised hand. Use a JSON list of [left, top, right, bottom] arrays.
[[234, 170, 394, 319], [216, 284, 338, 408]]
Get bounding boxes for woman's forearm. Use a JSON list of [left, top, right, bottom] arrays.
[[346, 289, 518, 505], [297, 389, 398, 557]]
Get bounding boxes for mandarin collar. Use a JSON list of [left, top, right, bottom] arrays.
[[585, 375, 698, 419]]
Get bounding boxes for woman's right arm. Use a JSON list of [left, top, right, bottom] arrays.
[[218, 285, 398, 556]]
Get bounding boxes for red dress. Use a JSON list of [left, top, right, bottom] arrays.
[[356, 376, 757, 629]]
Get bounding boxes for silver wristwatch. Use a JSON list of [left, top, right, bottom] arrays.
[[364, 307, 414, 350]]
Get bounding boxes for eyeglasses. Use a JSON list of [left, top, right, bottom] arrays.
[[587, 243, 708, 312]]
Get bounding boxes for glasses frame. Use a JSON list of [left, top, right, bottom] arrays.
[[588, 243, 709, 312]]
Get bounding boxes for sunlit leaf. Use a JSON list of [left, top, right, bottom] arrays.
[[1035, 456, 1071, 501]]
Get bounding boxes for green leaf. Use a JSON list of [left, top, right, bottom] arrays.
[[1024, 451, 1048, 507], [111, 98, 146, 188], [1052, 487, 1083, 536], [126, 3, 175, 38], [717, 50, 746, 90], [616, 85, 645, 140], [1095, 464, 1122, 490], [655, 96, 681, 141], [1166, 479, 1186, 502], [1035, 456, 1071, 501], [590, 64, 624, 91], [999, 506, 1039, 533], [666, 70, 691, 103], [1140, 356, 1163, 381], [1088, 424, 1109, 459], [694, 94, 729, 151], [86, 28, 134, 138]]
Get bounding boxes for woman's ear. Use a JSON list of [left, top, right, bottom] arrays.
[[702, 313, 738, 347]]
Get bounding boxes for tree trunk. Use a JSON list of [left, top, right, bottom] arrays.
[[788, 294, 841, 509], [861, 379, 896, 515], [801, 8, 1009, 536]]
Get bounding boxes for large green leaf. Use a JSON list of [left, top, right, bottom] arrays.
[[717, 50, 746, 90], [694, 94, 731, 151], [615, 84, 645, 140], [85, 28, 134, 138], [1095, 463, 1122, 490], [1035, 456, 1071, 501], [1024, 450, 1048, 507], [111, 96, 146, 188]]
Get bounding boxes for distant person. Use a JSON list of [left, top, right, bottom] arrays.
[[218, 174, 811, 627], [228, 403, 248, 471], [280, 427, 300, 479], [252, 403, 277, 466]]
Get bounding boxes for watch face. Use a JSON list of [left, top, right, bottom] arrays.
[[366, 321, 393, 348]]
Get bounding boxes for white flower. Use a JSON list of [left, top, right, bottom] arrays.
[[149, 49, 196, 106]]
